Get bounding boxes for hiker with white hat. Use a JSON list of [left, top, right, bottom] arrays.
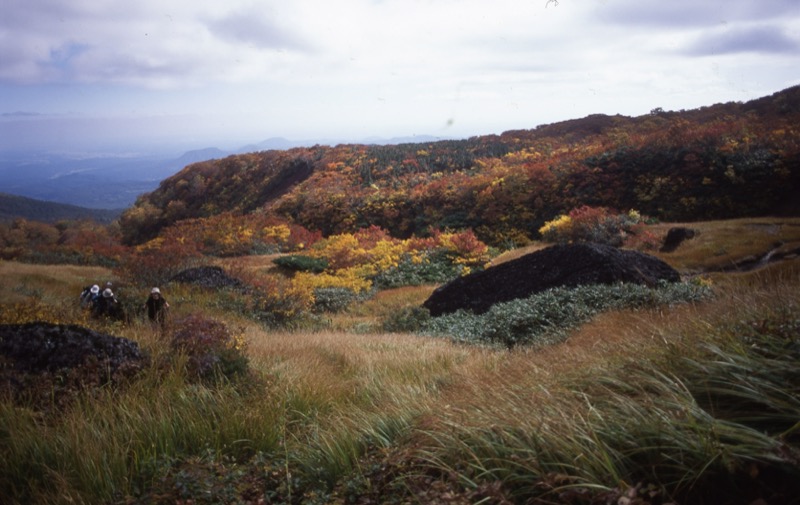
[[144, 287, 170, 330], [91, 287, 125, 321], [80, 284, 101, 308]]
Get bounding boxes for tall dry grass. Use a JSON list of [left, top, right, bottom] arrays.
[[322, 285, 436, 331], [399, 261, 800, 502], [0, 261, 111, 305]]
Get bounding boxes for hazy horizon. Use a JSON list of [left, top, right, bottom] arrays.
[[2, 0, 799, 155]]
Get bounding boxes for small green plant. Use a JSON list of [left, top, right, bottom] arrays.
[[382, 306, 432, 333], [313, 287, 360, 313], [273, 254, 329, 273]]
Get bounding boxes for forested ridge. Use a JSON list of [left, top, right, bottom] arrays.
[[120, 85, 800, 246], [0, 192, 122, 224]]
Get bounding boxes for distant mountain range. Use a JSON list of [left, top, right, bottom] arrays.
[[0, 192, 122, 224]]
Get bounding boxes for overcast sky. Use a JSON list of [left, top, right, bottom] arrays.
[[1, 0, 799, 153]]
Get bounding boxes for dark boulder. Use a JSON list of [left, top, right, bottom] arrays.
[[0, 322, 147, 412], [0, 322, 146, 376], [170, 266, 243, 290], [422, 243, 681, 317], [660, 227, 697, 252]]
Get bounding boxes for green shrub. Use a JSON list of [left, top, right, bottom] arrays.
[[382, 306, 432, 333], [422, 281, 714, 348], [273, 255, 328, 273], [373, 251, 466, 289], [313, 287, 360, 313]]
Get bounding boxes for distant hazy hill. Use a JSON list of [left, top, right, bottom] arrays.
[[171, 147, 229, 167], [0, 192, 122, 224]]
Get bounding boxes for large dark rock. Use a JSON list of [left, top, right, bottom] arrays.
[[0, 322, 147, 413], [170, 266, 243, 290], [0, 322, 146, 375], [660, 227, 697, 252], [423, 243, 681, 317]]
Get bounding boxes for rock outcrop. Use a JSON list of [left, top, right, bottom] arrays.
[[423, 243, 681, 317], [660, 227, 698, 252], [0, 322, 147, 412], [0, 322, 145, 375], [170, 266, 243, 290]]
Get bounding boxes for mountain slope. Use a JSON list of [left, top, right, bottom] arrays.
[[119, 85, 800, 246]]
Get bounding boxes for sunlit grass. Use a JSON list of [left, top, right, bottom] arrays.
[[488, 241, 550, 266], [490, 217, 800, 274], [0, 260, 111, 306], [647, 216, 800, 273], [246, 329, 475, 414], [323, 285, 436, 331]]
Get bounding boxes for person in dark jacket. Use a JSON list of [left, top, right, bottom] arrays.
[[92, 288, 125, 321], [80, 284, 100, 308], [144, 287, 169, 329]]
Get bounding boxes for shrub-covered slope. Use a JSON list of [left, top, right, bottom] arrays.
[[120, 85, 800, 246]]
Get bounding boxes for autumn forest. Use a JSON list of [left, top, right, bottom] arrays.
[[120, 85, 800, 249]]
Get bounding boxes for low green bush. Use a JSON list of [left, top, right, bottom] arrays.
[[313, 287, 360, 313], [273, 255, 328, 273], [382, 306, 432, 333], [422, 281, 714, 348], [373, 251, 467, 289]]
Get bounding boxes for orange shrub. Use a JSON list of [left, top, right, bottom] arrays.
[[539, 206, 650, 247], [246, 275, 314, 327]]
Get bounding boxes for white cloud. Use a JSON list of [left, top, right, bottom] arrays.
[[1, 0, 799, 149]]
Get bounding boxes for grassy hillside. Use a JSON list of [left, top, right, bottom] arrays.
[[2, 218, 799, 504], [0, 192, 122, 224]]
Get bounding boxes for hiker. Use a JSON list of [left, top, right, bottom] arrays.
[[80, 284, 100, 308], [92, 288, 125, 322], [144, 287, 169, 329]]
